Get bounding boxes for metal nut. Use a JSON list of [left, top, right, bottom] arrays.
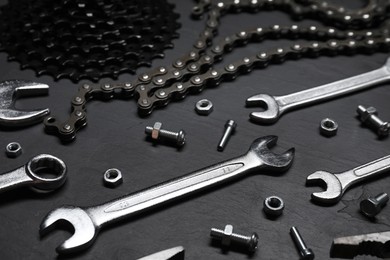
[[103, 168, 123, 188], [263, 196, 284, 218], [320, 118, 338, 137], [195, 99, 213, 115], [5, 142, 22, 158], [151, 122, 162, 140]]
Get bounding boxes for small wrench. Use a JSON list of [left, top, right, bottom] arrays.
[[246, 57, 390, 124], [306, 155, 390, 204], [0, 154, 67, 194], [0, 80, 50, 127], [40, 136, 294, 254]]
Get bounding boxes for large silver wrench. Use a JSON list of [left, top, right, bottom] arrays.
[[0, 154, 67, 194], [246, 57, 390, 124], [40, 136, 295, 254], [306, 155, 390, 204]]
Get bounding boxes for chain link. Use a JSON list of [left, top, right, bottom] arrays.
[[44, 0, 390, 142]]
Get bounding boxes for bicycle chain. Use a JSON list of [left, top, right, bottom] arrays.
[[44, 0, 390, 142]]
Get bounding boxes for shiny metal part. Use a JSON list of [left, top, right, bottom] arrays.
[[145, 122, 186, 147], [306, 154, 390, 204], [40, 136, 294, 254], [290, 227, 314, 260], [357, 105, 390, 137], [360, 192, 389, 218], [320, 118, 338, 137], [5, 142, 22, 158], [330, 231, 390, 259], [0, 154, 67, 194], [263, 196, 284, 218], [217, 120, 236, 151], [103, 168, 123, 188], [247, 57, 390, 124], [195, 99, 213, 115], [137, 246, 185, 260], [210, 224, 258, 253], [0, 80, 50, 127]]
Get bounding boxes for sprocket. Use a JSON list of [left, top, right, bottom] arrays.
[[0, 0, 181, 83]]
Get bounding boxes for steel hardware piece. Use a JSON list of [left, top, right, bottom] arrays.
[[357, 105, 389, 137], [137, 246, 185, 260], [320, 118, 338, 137], [195, 99, 213, 115], [103, 169, 123, 188], [306, 154, 390, 204], [210, 224, 258, 253], [263, 196, 284, 218], [0, 154, 67, 194], [217, 120, 236, 151], [290, 226, 314, 260], [331, 230, 390, 259], [0, 80, 50, 127], [145, 122, 186, 147], [5, 142, 22, 158], [360, 192, 389, 218], [40, 136, 294, 254], [246, 57, 390, 124]]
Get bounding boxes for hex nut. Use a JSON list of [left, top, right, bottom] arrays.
[[5, 142, 22, 158], [263, 196, 284, 218], [103, 168, 123, 188], [320, 118, 338, 137], [195, 99, 213, 115]]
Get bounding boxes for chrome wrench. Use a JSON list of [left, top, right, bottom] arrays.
[[40, 136, 294, 254], [306, 154, 390, 204], [0, 154, 67, 194], [246, 57, 390, 124]]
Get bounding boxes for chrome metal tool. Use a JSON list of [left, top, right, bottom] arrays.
[[40, 136, 294, 254]]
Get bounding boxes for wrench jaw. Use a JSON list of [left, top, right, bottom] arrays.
[[248, 136, 295, 172], [306, 171, 343, 204], [246, 94, 281, 124], [40, 206, 98, 254]]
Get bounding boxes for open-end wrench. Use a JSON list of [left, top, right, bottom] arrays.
[[0, 80, 50, 127], [40, 136, 295, 254], [306, 155, 390, 204], [0, 154, 67, 194], [246, 57, 390, 124]]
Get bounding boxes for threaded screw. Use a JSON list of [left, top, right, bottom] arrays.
[[290, 226, 314, 260], [357, 105, 389, 137], [145, 122, 186, 147], [360, 192, 389, 218], [210, 224, 258, 253]]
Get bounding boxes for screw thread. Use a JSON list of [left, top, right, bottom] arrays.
[[290, 226, 308, 250]]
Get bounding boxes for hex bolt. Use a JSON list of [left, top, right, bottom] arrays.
[[210, 224, 258, 253], [217, 120, 237, 151], [357, 105, 390, 137], [145, 122, 186, 147], [360, 192, 389, 218], [290, 226, 315, 260]]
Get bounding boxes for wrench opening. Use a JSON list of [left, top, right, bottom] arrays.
[[246, 94, 281, 124]]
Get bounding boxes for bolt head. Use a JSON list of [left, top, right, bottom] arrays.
[[176, 130, 186, 146], [378, 122, 390, 137], [248, 233, 259, 252], [300, 248, 315, 260], [360, 198, 380, 217]]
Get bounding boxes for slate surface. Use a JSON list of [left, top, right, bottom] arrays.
[[0, 0, 389, 259]]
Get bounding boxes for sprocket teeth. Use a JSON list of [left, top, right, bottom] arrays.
[[0, 0, 180, 83]]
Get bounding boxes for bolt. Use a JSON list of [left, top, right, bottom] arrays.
[[217, 120, 237, 151], [210, 224, 258, 253], [290, 226, 314, 260], [145, 122, 186, 147], [357, 105, 389, 137], [360, 192, 389, 218]]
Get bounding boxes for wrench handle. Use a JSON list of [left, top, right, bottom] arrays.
[[0, 166, 33, 193], [88, 153, 258, 227], [276, 65, 390, 113], [337, 155, 390, 191]]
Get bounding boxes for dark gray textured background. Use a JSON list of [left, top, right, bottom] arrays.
[[0, 0, 389, 259]]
